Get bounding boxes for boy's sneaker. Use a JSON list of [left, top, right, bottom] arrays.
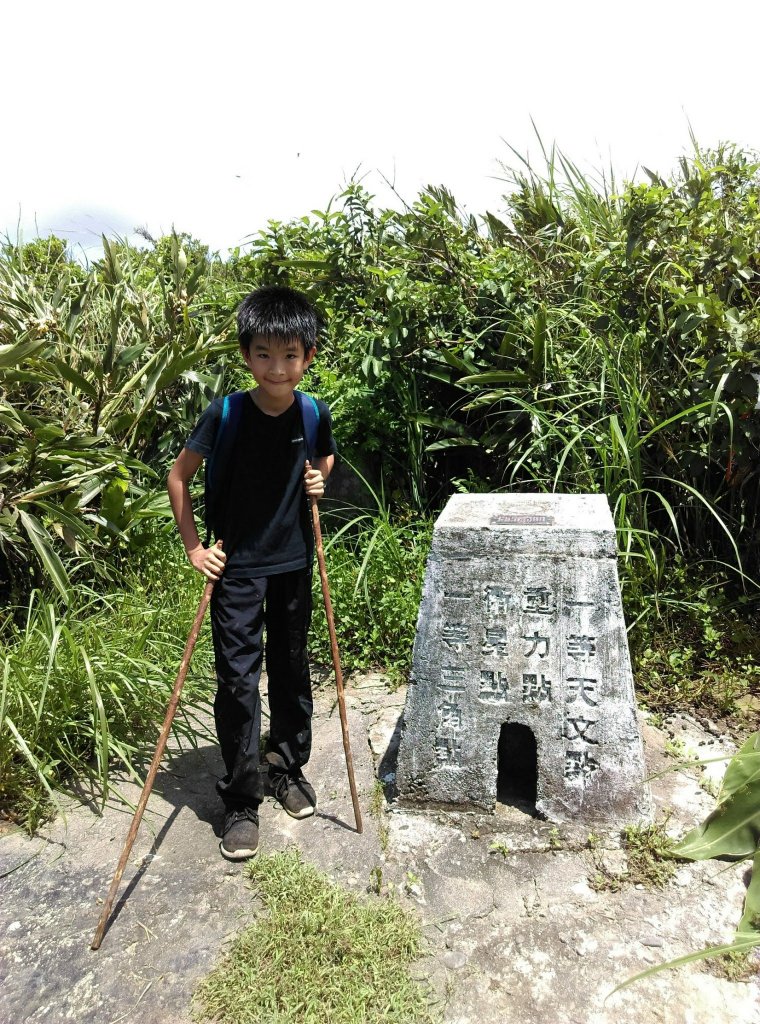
[[266, 752, 317, 819], [220, 806, 259, 860]]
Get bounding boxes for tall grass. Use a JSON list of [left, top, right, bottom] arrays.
[[0, 504, 431, 827], [460, 324, 743, 610], [0, 539, 214, 829], [311, 486, 433, 684]]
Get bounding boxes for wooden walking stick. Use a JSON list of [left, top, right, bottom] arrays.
[[310, 495, 363, 834], [91, 572, 217, 951]]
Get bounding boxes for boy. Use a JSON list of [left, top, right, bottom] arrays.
[[167, 286, 336, 860]]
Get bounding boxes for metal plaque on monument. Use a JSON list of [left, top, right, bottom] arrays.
[[396, 494, 651, 823]]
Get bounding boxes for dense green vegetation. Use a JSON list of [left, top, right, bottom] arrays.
[[1, 140, 759, 825]]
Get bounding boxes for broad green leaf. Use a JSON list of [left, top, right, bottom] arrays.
[[16, 508, 70, 602], [673, 776, 760, 860], [14, 461, 118, 503], [0, 369, 49, 384], [720, 732, 760, 801], [101, 235, 124, 284], [104, 292, 123, 374], [418, 364, 463, 386], [33, 424, 65, 443], [0, 410, 26, 434], [0, 336, 49, 369], [426, 437, 482, 451], [457, 370, 532, 386], [436, 348, 480, 375], [46, 356, 99, 400], [35, 500, 101, 546], [13, 408, 49, 431], [114, 343, 148, 369], [66, 275, 93, 334], [737, 846, 760, 938], [411, 414, 468, 435], [100, 475, 128, 528]]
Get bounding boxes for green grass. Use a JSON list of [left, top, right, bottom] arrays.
[[192, 849, 438, 1024], [0, 537, 215, 830], [622, 821, 678, 888], [707, 950, 759, 982], [589, 820, 677, 892], [629, 571, 760, 717]]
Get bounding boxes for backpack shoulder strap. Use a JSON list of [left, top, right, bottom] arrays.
[[207, 391, 245, 488], [204, 390, 246, 543], [295, 390, 320, 463]]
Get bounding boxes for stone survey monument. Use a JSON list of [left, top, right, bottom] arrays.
[[396, 494, 650, 823]]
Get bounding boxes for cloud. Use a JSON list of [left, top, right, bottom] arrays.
[[3, 203, 145, 261]]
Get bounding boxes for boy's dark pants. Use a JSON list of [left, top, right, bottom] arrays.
[[210, 569, 313, 810]]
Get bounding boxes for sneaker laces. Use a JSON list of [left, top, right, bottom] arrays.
[[272, 766, 314, 805], [223, 806, 258, 834], [272, 770, 296, 804]]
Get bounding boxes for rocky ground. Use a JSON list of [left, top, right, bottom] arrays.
[[1, 673, 758, 1024]]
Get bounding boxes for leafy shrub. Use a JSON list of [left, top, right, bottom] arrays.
[[0, 233, 235, 603], [629, 563, 760, 714], [241, 145, 760, 596]]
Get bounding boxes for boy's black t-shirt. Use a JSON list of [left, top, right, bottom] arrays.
[[185, 392, 337, 577]]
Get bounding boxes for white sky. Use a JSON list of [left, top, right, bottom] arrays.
[[2, 0, 759, 258]]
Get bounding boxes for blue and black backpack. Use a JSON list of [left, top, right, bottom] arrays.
[[203, 389, 320, 545]]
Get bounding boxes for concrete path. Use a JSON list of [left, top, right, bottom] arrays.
[[1, 675, 758, 1024], [0, 686, 379, 1024]]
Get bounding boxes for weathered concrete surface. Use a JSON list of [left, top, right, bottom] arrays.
[[397, 494, 649, 823], [0, 685, 378, 1024], [373, 680, 759, 1024], [1, 673, 758, 1024]]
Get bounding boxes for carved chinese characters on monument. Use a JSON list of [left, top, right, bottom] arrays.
[[396, 494, 651, 824], [433, 590, 472, 767]]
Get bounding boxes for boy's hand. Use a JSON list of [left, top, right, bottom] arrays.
[[188, 539, 226, 581], [304, 461, 325, 499]]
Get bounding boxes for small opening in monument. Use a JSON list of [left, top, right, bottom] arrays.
[[497, 723, 538, 814]]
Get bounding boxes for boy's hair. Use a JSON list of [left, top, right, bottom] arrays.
[[237, 286, 318, 353]]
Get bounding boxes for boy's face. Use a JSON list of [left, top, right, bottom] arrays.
[[241, 336, 315, 405]]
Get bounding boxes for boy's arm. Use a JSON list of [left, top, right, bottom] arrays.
[[304, 456, 334, 499], [167, 448, 227, 580]]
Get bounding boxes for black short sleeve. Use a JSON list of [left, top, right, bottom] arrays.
[[182, 391, 337, 576], [315, 399, 338, 459], [185, 397, 223, 457]]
